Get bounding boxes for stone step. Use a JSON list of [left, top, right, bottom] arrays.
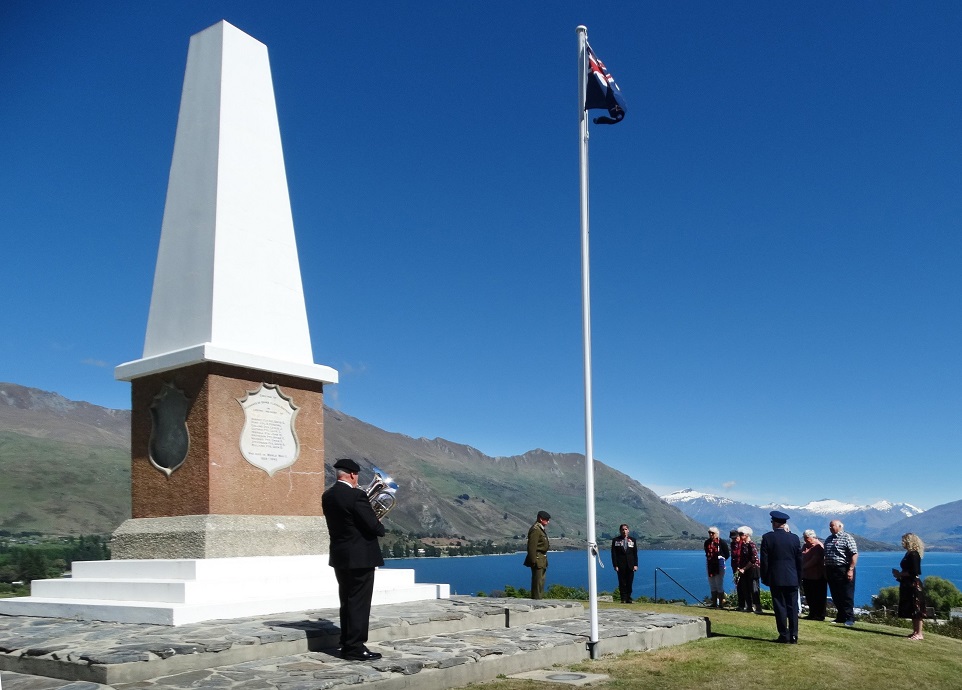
[[0, 557, 446, 626], [29, 569, 418, 604], [0, 583, 448, 627], [0, 598, 709, 689]]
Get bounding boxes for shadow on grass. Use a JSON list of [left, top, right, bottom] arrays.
[[708, 623, 913, 642], [708, 630, 798, 644], [839, 625, 911, 638]]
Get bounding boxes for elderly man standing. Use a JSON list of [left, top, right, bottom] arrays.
[[524, 510, 551, 599], [322, 458, 386, 661], [761, 510, 803, 644], [824, 519, 859, 626]]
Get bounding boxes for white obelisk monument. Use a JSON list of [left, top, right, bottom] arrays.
[[0, 20, 446, 625], [109, 19, 339, 558]]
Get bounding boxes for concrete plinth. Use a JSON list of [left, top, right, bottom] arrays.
[[111, 514, 330, 560]]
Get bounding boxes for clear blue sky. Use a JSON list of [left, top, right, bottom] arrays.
[[2, 2, 959, 511]]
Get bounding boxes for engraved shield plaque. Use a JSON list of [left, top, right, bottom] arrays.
[[237, 383, 300, 476], [148, 382, 190, 476]]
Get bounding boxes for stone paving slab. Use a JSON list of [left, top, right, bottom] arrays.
[[0, 598, 707, 690]]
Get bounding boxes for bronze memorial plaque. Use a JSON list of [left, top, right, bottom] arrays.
[[148, 382, 191, 476]]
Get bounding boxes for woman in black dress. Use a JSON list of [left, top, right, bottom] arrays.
[[891, 533, 926, 640], [734, 526, 763, 614]]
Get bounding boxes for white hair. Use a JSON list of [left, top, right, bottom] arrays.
[[803, 529, 817, 539], [737, 526, 753, 537], [708, 526, 719, 534]]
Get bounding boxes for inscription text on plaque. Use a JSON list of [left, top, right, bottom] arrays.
[[237, 383, 300, 476]]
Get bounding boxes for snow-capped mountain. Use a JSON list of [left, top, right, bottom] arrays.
[[661, 490, 776, 536], [774, 498, 922, 520], [876, 499, 962, 551], [662, 489, 924, 542]]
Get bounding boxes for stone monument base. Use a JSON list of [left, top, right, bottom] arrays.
[[0, 555, 449, 626], [110, 515, 330, 560]]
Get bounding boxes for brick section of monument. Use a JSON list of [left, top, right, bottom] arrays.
[[130, 362, 326, 518]]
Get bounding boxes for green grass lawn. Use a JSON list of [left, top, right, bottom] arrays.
[[478, 602, 962, 690]]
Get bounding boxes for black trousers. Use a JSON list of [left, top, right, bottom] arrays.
[[737, 574, 762, 612], [825, 565, 855, 622], [770, 585, 799, 641], [802, 577, 827, 620], [334, 567, 376, 654], [616, 567, 635, 602]]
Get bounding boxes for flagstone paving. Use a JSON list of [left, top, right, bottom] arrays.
[[0, 597, 707, 690]]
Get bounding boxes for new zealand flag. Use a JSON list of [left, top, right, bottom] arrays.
[[585, 44, 626, 125]]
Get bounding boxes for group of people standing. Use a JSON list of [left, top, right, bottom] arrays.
[[321, 472, 930, 663], [708, 525, 762, 613], [704, 513, 928, 643]]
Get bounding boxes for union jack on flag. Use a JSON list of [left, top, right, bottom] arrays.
[[585, 44, 626, 125]]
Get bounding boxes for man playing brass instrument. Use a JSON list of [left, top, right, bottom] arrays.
[[322, 458, 385, 661]]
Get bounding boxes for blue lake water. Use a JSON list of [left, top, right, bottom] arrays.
[[381, 550, 962, 607]]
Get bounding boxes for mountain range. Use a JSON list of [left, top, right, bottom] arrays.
[[3, 381, 959, 551], [0, 382, 704, 548], [660, 489, 959, 550]]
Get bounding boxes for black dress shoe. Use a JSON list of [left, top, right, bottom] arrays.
[[342, 650, 382, 661], [773, 637, 788, 643], [790, 637, 798, 644]]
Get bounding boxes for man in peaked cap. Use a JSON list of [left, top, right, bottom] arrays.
[[524, 510, 551, 599], [760, 510, 803, 643], [322, 458, 386, 661]]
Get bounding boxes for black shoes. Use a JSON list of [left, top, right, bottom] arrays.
[[341, 649, 382, 661]]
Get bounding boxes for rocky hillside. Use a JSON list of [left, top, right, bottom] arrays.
[[0, 384, 129, 448]]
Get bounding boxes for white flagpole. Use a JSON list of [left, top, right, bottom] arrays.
[[577, 24, 600, 660]]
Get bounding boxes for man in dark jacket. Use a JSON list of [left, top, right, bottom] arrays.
[[760, 510, 803, 644], [322, 458, 386, 661], [611, 524, 639, 603]]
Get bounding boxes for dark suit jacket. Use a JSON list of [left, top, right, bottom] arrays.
[[611, 536, 638, 570], [760, 528, 803, 587], [322, 480, 386, 569]]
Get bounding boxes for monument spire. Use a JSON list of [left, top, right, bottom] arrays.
[[116, 20, 335, 384]]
